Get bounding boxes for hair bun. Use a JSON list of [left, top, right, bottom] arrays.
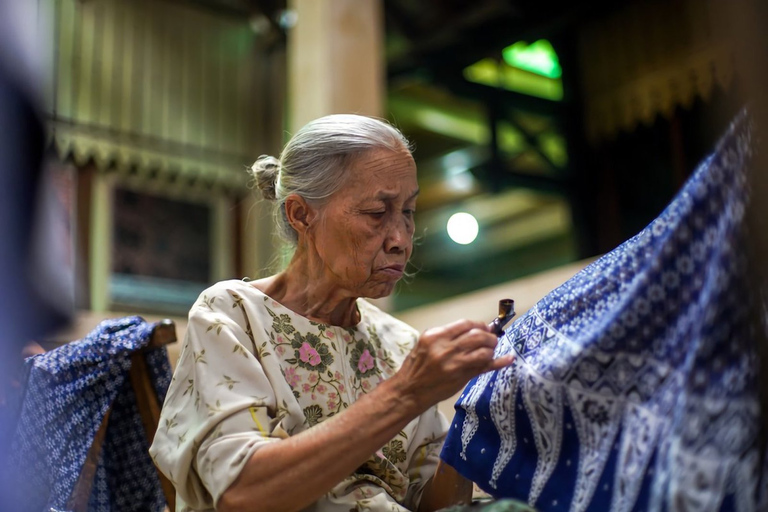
[[250, 155, 281, 201]]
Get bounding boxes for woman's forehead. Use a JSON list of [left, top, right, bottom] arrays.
[[343, 155, 417, 201], [351, 148, 417, 182]]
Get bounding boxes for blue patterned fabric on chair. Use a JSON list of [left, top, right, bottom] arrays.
[[4, 316, 174, 512], [441, 111, 767, 512]]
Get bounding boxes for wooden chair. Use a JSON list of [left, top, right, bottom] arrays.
[[67, 319, 177, 512]]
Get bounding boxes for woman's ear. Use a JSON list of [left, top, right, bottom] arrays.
[[284, 194, 316, 236]]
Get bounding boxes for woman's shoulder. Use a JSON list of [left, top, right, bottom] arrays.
[[189, 279, 264, 315]]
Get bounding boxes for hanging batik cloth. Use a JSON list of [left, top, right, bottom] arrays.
[[3, 317, 173, 512], [441, 111, 767, 512]]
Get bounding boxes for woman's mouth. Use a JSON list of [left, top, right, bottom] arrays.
[[377, 264, 405, 278]]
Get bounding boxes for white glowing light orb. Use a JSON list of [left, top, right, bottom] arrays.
[[447, 212, 479, 245]]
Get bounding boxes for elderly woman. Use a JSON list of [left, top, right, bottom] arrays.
[[150, 114, 514, 512]]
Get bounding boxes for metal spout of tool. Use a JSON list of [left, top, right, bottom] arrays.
[[489, 298, 515, 336]]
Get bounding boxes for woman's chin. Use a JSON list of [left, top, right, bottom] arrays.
[[361, 281, 397, 300]]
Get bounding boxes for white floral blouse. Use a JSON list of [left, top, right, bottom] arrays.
[[150, 279, 448, 512]]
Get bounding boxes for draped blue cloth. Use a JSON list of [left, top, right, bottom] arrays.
[[3, 317, 173, 512], [441, 112, 767, 512]]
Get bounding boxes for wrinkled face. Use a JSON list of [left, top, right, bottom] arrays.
[[307, 147, 418, 299]]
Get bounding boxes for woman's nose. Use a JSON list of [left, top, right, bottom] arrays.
[[384, 217, 411, 253]]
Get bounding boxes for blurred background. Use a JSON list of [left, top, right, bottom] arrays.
[[27, 0, 755, 340]]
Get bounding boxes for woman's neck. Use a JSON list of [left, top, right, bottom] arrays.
[[255, 257, 360, 328]]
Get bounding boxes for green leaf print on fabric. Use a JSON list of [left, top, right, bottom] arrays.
[[217, 375, 240, 390], [256, 341, 272, 360], [356, 453, 408, 501], [193, 350, 207, 364], [200, 294, 216, 310], [182, 379, 194, 397], [206, 400, 224, 417], [382, 439, 407, 464], [230, 292, 245, 309], [232, 291, 262, 357], [232, 343, 249, 358], [164, 413, 178, 433], [303, 404, 324, 426], [367, 324, 383, 349], [350, 338, 378, 380], [290, 331, 334, 373], [309, 319, 330, 332], [265, 306, 297, 336], [206, 319, 226, 335], [367, 325, 399, 373], [176, 429, 188, 449]]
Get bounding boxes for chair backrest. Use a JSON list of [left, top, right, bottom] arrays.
[[67, 319, 177, 512]]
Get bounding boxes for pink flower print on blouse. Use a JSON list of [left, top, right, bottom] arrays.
[[302, 383, 312, 393], [358, 350, 375, 374], [291, 332, 333, 373], [316, 384, 327, 394], [309, 373, 319, 384], [284, 367, 301, 388], [299, 342, 322, 366], [350, 339, 378, 379], [276, 345, 285, 356]]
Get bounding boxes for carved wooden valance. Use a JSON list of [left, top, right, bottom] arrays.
[[578, 0, 736, 142]]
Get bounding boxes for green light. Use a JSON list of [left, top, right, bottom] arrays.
[[539, 133, 568, 167], [502, 40, 561, 79], [462, 58, 500, 87], [501, 65, 563, 101], [463, 41, 563, 101]]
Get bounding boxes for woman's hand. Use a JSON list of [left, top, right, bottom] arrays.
[[392, 319, 514, 415]]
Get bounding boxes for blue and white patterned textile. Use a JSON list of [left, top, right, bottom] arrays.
[[3, 316, 172, 512], [441, 112, 767, 512]]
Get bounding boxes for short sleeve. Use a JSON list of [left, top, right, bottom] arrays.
[[404, 405, 450, 509], [149, 287, 283, 509]]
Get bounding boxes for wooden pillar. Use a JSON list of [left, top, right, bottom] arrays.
[[88, 171, 113, 312], [211, 195, 235, 281], [286, 0, 384, 131], [285, 0, 392, 310], [239, 195, 277, 280]]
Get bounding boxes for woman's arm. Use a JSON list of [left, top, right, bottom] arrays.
[[218, 319, 513, 512], [417, 460, 473, 512]]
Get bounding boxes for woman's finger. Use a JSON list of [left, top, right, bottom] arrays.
[[484, 354, 515, 372], [425, 319, 489, 341], [454, 328, 498, 352]]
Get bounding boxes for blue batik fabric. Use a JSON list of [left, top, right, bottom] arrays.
[[441, 111, 767, 512], [4, 316, 172, 512]]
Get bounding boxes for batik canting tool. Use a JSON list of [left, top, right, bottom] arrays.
[[489, 298, 515, 336]]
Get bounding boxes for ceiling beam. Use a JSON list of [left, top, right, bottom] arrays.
[[165, 0, 251, 18], [387, 0, 617, 81]]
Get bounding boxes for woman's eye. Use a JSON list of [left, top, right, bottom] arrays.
[[403, 209, 415, 216], [367, 211, 386, 218]]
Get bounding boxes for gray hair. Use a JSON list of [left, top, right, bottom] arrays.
[[249, 114, 412, 246]]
